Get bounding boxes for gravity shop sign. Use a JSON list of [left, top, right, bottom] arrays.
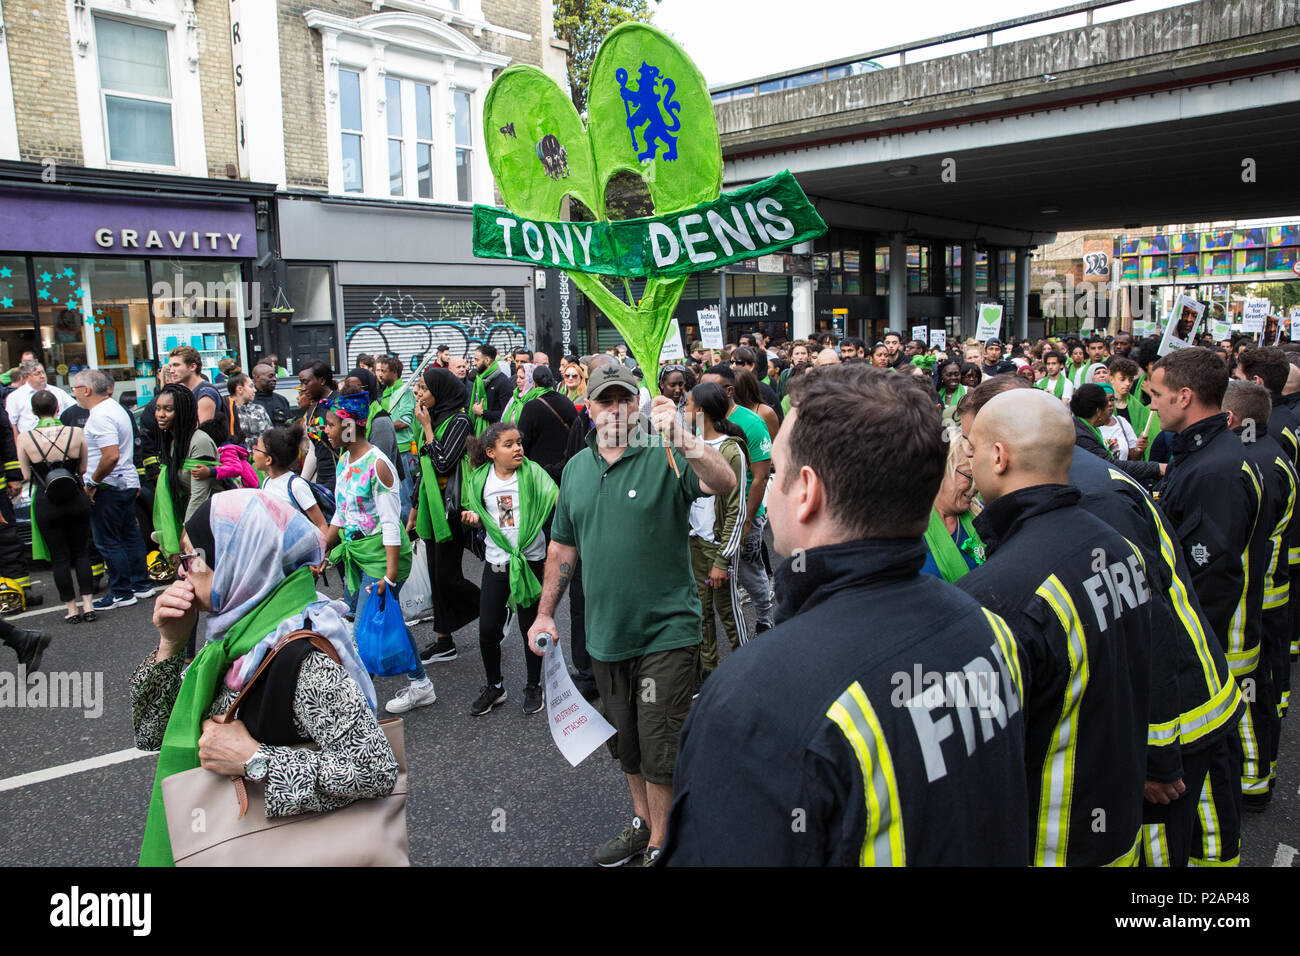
[[472, 171, 824, 279]]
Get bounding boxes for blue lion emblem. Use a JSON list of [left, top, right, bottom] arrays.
[[615, 62, 681, 162]]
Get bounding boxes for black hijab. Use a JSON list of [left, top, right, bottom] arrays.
[[348, 367, 381, 404], [423, 366, 467, 430], [184, 498, 217, 572]]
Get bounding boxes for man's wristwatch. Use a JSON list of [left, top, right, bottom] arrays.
[[242, 747, 269, 782]]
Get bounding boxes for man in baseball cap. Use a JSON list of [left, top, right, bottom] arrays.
[[982, 338, 1016, 378]]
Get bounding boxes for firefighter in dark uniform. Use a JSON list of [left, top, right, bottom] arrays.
[[957, 376, 1241, 866], [957, 389, 1152, 866], [662, 367, 1030, 866], [0, 399, 36, 611], [1223, 380, 1294, 811], [1148, 348, 1260, 867], [1237, 348, 1300, 724]]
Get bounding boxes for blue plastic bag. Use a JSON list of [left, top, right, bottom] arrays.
[[355, 586, 420, 677]]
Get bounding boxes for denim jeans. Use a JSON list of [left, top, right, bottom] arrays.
[[397, 450, 418, 518], [352, 570, 427, 682], [89, 485, 150, 598]]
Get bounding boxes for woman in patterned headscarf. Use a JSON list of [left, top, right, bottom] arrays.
[[502, 363, 547, 423], [133, 490, 396, 867]]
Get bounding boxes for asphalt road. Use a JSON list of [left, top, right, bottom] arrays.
[[0, 559, 1296, 867]]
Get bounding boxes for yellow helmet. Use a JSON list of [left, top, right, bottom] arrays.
[[147, 550, 176, 583]]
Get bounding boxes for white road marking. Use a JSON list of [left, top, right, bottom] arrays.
[[0, 748, 155, 793], [1274, 843, 1298, 867], [5, 594, 155, 621]]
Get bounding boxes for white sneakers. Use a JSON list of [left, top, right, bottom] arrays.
[[385, 680, 437, 714]]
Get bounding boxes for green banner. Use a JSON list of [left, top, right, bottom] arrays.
[[473, 171, 825, 278]]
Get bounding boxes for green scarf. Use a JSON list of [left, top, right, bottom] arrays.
[[781, 393, 791, 416], [1125, 400, 1160, 460], [941, 384, 967, 408], [364, 400, 383, 439], [1078, 416, 1110, 459], [923, 507, 985, 583], [29, 418, 68, 562], [330, 527, 413, 596], [151, 457, 217, 556], [139, 566, 318, 866], [463, 459, 557, 610], [1035, 375, 1067, 399], [503, 385, 548, 424], [414, 416, 458, 544], [470, 361, 501, 436]]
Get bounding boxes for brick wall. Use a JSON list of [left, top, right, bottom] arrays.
[[195, 0, 238, 178], [6, 4, 84, 166], [480, 0, 544, 68], [277, 0, 346, 191]]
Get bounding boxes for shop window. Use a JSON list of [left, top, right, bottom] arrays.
[[95, 16, 175, 167], [151, 260, 247, 380], [285, 265, 334, 323], [0, 257, 38, 369], [33, 257, 152, 391]]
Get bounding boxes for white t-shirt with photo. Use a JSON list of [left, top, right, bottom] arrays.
[[1100, 416, 1138, 462], [483, 466, 546, 566]]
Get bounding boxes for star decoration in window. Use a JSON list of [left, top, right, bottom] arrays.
[[0, 267, 11, 279], [0, 298, 12, 309], [38, 271, 52, 283], [36, 287, 49, 300]]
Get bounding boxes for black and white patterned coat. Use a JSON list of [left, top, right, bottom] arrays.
[[131, 650, 398, 818]]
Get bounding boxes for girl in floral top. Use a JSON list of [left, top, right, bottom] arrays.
[[320, 391, 435, 715]]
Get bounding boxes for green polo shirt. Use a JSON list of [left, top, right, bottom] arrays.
[[552, 425, 704, 662], [728, 404, 772, 518]]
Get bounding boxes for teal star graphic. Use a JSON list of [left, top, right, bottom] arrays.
[[38, 271, 52, 283], [36, 287, 49, 300], [65, 298, 77, 309], [0, 298, 12, 309], [62, 268, 75, 279], [0, 267, 11, 278]]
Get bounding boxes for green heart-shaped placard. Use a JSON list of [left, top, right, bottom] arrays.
[[482, 22, 722, 392]]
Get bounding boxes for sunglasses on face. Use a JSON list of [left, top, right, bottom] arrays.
[[173, 551, 202, 574]]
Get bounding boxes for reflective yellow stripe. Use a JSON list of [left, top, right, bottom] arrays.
[[1104, 831, 1142, 867], [983, 609, 1023, 705], [1178, 678, 1242, 747], [1148, 716, 1179, 747], [1239, 704, 1268, 794], [1283, 427, 1298, 463], [1225, 462, 1260, 670], [4, 459, 17, 470], [1263, 456, 1295, 609], [1142, 823, 1171, 867], [1189, 855, 1240, 867], [1225, 645, 1260, 677], [1033, 575, 1090, 867], [1290, 545, 1300, 566], [0, 477, 7, 490], [826, 681, 905, 866]]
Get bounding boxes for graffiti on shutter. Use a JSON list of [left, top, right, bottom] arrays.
[[342, 286, 528, 374]]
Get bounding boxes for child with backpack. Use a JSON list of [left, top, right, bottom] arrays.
[[459, 421, 557, 717], [252, 423, 331, 537]]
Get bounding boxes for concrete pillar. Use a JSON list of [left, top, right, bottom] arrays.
[[791, 240, 813, 340], [960, 240, 976, 340], [889, 232, 907, 331], [1015, 248, 1031, 340]]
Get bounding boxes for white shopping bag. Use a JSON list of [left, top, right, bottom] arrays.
[[401, 540, 434, 624]]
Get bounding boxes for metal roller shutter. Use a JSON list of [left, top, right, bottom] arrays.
[[341, 285, 527, 374]]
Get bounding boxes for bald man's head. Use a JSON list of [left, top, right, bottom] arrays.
[[813, 347, 841, 366], [969, 389, 1074, 505]]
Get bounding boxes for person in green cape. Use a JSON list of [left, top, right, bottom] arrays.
[[1107, 356, 1160, 460], [132, 489, 396, 867], [469, 343, 512, 436], [152, 384, 218, 563], [921, 434, 985, 582], [459, 421, 557, 717], [18, 389, 96, 622], [407, 366, 481, 665], [502, 362, 548, 424], [317, 390, 434, 716]]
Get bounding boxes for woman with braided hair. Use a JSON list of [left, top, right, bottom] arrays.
[[152, 383, 218, 561]]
